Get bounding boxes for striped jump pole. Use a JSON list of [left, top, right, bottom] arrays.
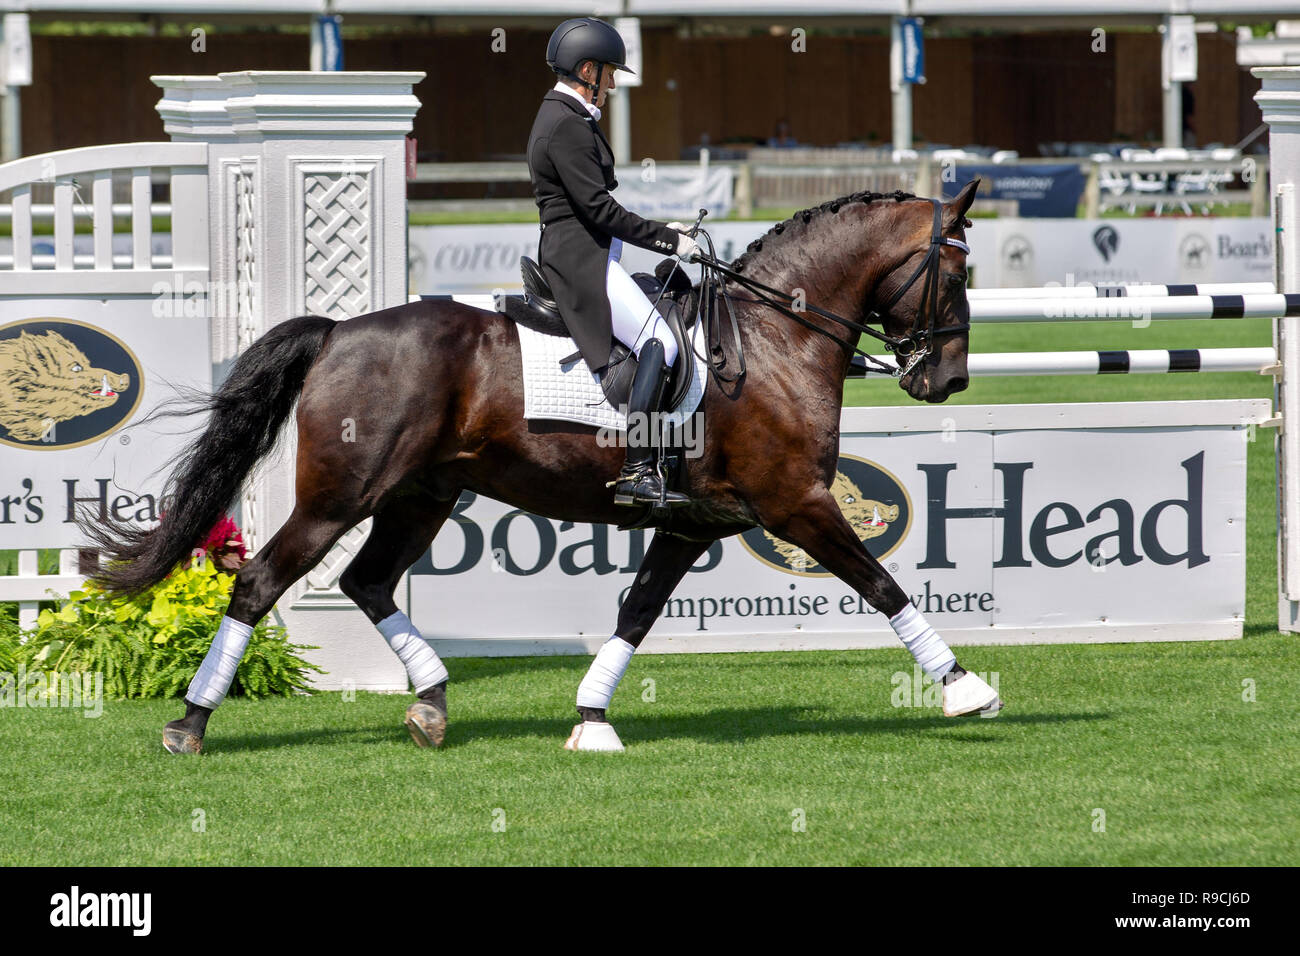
[[848, 347, 1276, 378], [967, 282, 1275, 300], [965, 348, 1277, 376], [968, 292, 1300, 323]]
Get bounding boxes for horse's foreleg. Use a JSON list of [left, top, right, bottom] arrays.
[[564, 531, 711, 752], [162, 506, 360, 754], [766, 489, 1002, 717], [338, 493, 459, 748]]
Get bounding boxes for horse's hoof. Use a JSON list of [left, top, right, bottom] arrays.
[[563, 720, 625, 752], [162, 724, 203, 754], [942, 671, 1003, 717], [404, 700, 447, 748]]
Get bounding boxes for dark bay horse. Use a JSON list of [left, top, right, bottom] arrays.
[[87, 181, 982, 751]]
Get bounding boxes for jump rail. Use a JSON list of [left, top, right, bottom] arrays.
[[967, 282, 1275, 300], [969, 293, 1300, 322]]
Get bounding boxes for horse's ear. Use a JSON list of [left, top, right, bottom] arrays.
[[946, 178, 980, 229]]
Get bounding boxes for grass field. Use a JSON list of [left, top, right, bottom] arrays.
[[2, 315, 1296, 866]]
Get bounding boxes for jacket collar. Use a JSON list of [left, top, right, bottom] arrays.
[[544, 89, 614, 155]]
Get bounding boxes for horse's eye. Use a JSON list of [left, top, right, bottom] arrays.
[[843, 495, 856, 504], [71, 363, 82, 372]]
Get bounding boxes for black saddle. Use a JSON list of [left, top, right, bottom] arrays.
[[502, 256, 697, 411]]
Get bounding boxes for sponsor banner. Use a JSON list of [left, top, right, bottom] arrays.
[[409, 406, 1249, 649], [610, 163, 733, 220], [612, 18, 642, 88], [408, 216, 1272, 296], [900, 17, 925, 85], [1167, 15, 1198, 84], [311, 15, 343, 72], [946, 164, 1087, 218], [0, 304, 211, 550], [1, 13, 33, 88], [970, 217, 1273, 289], [408, 220, 770, 295]]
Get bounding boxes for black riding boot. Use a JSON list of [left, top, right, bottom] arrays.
[[611, 338, 691, 508]]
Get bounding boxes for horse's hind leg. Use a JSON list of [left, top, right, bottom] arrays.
[[337, 493, 459, 748], [762, 488, 1002, 717], [162, 506, 361, 754], [565, 532, 710, 752]]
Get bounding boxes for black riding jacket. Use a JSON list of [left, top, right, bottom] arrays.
[[526, 88, 678, 371]]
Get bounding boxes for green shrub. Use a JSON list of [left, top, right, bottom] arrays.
[[0, 605, 18, 673], [17, 560, 322, 700]]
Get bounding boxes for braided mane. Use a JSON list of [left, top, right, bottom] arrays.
[[729, 189, 918, 273]]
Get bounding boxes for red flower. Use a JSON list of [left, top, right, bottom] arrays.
[[162, 514, 248, 571]]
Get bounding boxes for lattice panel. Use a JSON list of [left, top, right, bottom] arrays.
[[302, 169, 372, 318], [302, 518, 373, 594], [234, 162, 260, 552]]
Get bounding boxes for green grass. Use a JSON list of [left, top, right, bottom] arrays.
[[1, 316, 1294, 866], [1, 638, 1294, 866]]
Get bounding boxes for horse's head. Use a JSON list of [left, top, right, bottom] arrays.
[[872, 180, 978, 403]]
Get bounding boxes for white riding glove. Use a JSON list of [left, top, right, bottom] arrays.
[[674, 232, 701, 262], [666, 222, 700, 262]]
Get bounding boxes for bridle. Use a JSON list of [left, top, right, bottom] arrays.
[[686, 198, 971, 381]]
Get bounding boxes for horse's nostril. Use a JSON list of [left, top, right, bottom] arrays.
[[949, 376, 969, 395]]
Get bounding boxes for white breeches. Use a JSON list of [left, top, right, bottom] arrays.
[[607, 238, 678, 366]]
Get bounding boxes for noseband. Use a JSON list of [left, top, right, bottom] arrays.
[[690, 198, 970, 379]]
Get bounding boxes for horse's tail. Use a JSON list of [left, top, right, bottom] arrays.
[[83, 315, 337, 596]]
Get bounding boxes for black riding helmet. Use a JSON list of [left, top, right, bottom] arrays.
[[546, 17, 634, 99]]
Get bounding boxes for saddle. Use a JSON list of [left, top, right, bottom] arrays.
[[501, 256, 697, 411]]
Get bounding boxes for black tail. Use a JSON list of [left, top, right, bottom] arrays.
[[82, 315, 337, 596]]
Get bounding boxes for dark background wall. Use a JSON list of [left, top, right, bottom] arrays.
[[22, 27, 1262, 162]]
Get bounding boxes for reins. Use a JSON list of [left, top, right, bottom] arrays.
[[681, 199, 971, 382]]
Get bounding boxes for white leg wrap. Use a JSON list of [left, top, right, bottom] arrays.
[[889, 604, 957, 681], [377, 611, 448, 694], [576, 637, 636, 710], [187, 615, 254, 709]]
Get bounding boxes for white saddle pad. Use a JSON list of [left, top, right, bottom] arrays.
[[516, 311, 707, 431]]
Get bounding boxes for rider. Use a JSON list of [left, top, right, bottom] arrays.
[[527, 16, 700, 508]]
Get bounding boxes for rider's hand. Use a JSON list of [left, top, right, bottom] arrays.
[[666, 221, 690, 233], [675, 232, 701, 262]]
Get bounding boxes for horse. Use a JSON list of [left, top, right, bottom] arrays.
[[84, 180, 990, 753]]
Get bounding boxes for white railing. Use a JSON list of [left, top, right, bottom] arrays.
[[0, 551, 86, 631], [0, 141, 209, 295]]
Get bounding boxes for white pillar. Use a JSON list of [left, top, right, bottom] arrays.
[[0, 87, 19, 163], [1254, 68, 1300, 633], [890, 17, 912, 151], [153, 71, 426, 689], [611, 86, 631, 166], [1162, 16, 1183, 150]]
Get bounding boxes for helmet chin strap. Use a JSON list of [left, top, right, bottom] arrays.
[[567, 62, 603, 104]]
